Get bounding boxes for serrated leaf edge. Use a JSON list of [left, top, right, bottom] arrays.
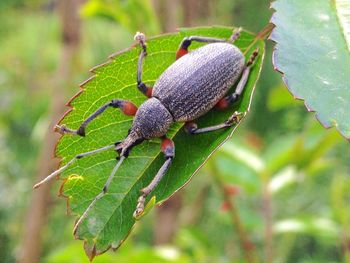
[[269, 3, 350, 141]]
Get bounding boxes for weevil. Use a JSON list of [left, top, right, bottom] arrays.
[[34, 29, 258, 230]]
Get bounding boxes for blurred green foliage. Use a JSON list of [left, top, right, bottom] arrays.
[[81, 0, 160, 34], [0, 0, 349, 262]]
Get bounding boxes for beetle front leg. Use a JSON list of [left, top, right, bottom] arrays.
[[33, 143, 116, 189], [133, 137, 175, 218], [56, 99, 138, 137], [134, 32, 153, 98], [176, 28, 242, 59]]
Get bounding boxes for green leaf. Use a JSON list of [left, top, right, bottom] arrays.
[[56, 26, 264, 259], [271, 0, 350, 139], [81, 0, 161, 35], [335, 0, 350, 51]]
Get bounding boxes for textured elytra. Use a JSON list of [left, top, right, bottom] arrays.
[[56, 27, 265, 259], [153, 43, 245, 121]]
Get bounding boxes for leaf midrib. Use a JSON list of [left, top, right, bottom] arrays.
[[88, 124, 183, 242]]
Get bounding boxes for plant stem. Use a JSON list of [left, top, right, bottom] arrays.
[[262, 172, 273, 263], [224, 188, 257, 263], [342, 235, 350, 263], [257, 23, 275, 40], [243, 22, 274, 56], [210, 166, 258, 263]]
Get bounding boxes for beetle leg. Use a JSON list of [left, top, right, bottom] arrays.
[[55, 99, 138, 137], [176, 28, 242, 60], [71, 135, 144, 234], [73, 154, 127, 235], [134, 32, 153, 98], [133, 137, 175, 218], [186, 48, 258, 134], [216, 48, 259, 110], [176, 36, 224, 59], [229, 27, 242, 43], [185, 111, 245, 135], [33, 143, 116, 189]]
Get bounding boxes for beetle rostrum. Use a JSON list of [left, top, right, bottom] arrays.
[[34, 29, 259, 230]]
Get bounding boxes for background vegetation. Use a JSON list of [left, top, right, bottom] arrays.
[[0, 0, 349, 262]]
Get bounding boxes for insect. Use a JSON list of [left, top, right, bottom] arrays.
[[34, 29, 258, 232]]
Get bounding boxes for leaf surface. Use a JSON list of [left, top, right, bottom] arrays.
[[56, 26, 264, 259], [271, 0, 350, 139]]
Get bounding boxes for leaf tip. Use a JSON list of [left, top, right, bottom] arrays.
[[84, 242, 97, 262]]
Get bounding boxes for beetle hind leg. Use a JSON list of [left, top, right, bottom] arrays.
[[186, 48, 259, 135], [229, 28, 242, 43], [176, 28, 242, 60], [216, 48, 259, 110], [134, 32, 153, 98], [176, 36, 224, 60]]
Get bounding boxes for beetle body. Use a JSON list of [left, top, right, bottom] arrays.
[[153, 43, 245, 122], [128, 42, 245, 143], [36, 30, 259, 224]]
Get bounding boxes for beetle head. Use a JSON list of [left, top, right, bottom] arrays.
[[115, 98, 173, 157]]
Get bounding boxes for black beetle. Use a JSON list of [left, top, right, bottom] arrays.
[[34, 29, 258, 230]]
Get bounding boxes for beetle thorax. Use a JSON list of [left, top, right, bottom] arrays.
[[129, 98, 173, 139]]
